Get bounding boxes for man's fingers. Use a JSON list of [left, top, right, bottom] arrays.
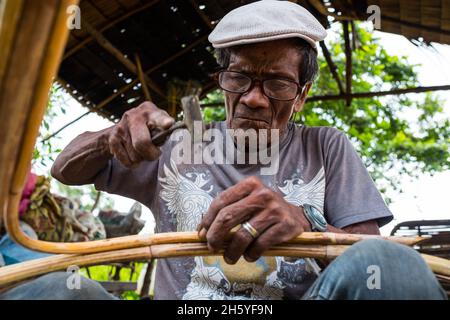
[[128, 118, 160, 160], [147, 109, 175, 130], [222, 213, 275, 264], [123, 130, 143, 164], [206, 192, 269, 251], [109, 135, 133, 168], [155, 111, 175, 130], [221, 227, 254, 264], [198, 176, 262, 232], [244, 224, 297, 262]]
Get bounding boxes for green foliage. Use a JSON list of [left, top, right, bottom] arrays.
[[35, 83, 116, 211], [53, 180, 115, 212], [33, 83, 66, 168], [79, 263, 145, 300], [200, 24, 450, 195], [202, 90, 226, 123]]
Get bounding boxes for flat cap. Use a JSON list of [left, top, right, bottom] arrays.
[[208, 0, 327, 50]]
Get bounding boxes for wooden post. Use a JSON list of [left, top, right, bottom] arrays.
[[139, 259, 155, 298], [343, 21, 352, 106], [319, 41, 344, 95]]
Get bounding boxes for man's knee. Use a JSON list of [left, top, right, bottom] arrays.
[[334, 238, 429, 284], [316, 239, 446, 299], [344, 238, 422, 265]]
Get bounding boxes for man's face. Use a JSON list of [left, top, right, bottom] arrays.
[[224, 39, 309, 135]]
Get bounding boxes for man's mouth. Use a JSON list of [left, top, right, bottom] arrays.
[[232, 115, 270, 125]]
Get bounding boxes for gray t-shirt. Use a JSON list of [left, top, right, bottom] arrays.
[[94, 121, 393, 300]]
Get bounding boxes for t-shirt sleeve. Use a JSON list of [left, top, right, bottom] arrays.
[[323, 129, 393, 228], [93, 158, 159, 208]]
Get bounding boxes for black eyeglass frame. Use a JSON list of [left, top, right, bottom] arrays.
[[215, 70, 305, 101]]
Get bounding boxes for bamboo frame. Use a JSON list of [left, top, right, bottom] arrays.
[[0, 0, 77, 254]]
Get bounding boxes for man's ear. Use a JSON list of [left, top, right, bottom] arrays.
[[293, 82, 312, 113]]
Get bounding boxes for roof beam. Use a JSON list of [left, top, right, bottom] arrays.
[[189, 0, 214, 29], [63, 0, 160, 59], [382, 15, 450, 38], [82, 19, 165, 98], [145, 34, 209, 74], [307, 84, 450, 102], [201, 85, 450, 106]]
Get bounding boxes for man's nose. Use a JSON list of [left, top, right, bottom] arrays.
[[239, 84, 270, 109]]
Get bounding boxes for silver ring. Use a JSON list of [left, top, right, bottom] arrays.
[[241, 221, 259, 239]]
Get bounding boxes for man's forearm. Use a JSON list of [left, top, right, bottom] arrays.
[[327, 220, 380, 235], [51, 127, 113, 185]]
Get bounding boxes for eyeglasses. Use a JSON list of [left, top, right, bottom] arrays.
[[217, 70, 303, 101]]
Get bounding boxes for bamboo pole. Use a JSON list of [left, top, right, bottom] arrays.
[[2, 0, 80, 254], [0, 244, 349, 287], [1, 243, 449, 288], [0, 247, 151, 287]]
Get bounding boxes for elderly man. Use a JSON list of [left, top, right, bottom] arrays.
[[2, 0, 445, 300]]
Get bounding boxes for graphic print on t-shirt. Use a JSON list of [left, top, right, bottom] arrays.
[[159, 160, 326, 299]]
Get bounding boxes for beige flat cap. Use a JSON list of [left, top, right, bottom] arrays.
[[208, 0, 327, 50]]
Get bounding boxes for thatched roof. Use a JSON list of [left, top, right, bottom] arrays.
[[57, 0, 450, 121]]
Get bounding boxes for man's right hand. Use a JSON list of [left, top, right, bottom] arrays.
[[108, 101, 175, 168]]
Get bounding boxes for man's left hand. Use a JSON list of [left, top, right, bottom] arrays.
[[197, 176, 312, 264]]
